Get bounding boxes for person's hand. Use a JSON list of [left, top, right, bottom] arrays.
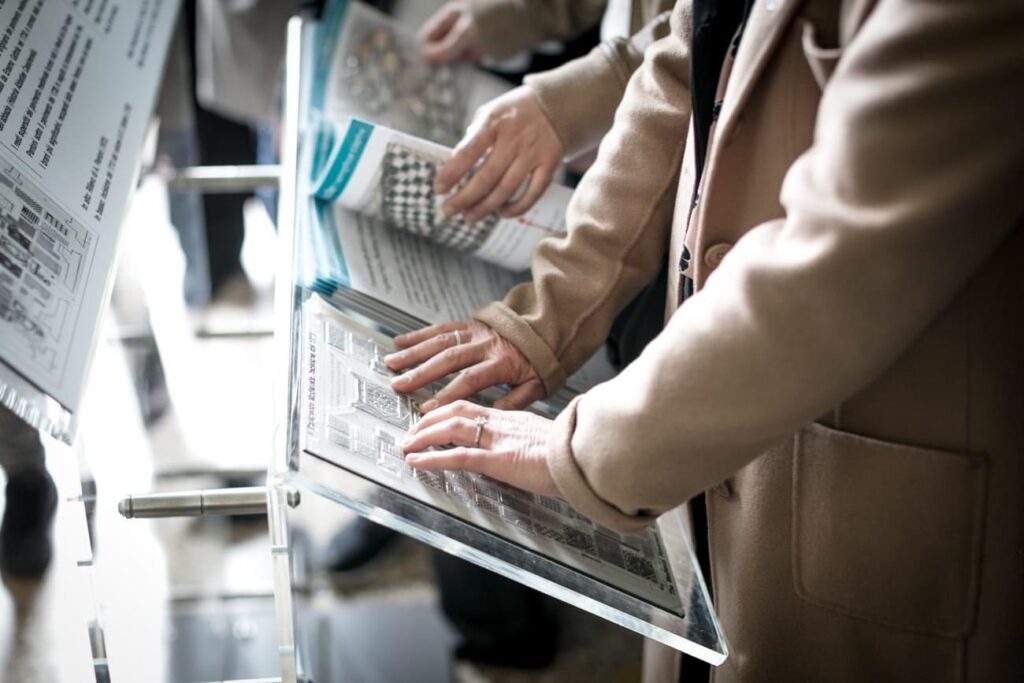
[[436, 86, 564, 222], [402, 401, 560, 498], [385, 320, 545, 411], [418, 1, 482, 64]]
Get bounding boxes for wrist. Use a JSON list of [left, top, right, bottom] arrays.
[[473, 302, 566, 395]]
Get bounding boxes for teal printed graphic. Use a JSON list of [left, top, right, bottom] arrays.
[[312, 0, 350, 110], [312, 119, 375, 201]]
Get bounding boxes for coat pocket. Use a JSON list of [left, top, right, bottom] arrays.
[[800, 19, 843, 89], [792, 423, 986, 638]]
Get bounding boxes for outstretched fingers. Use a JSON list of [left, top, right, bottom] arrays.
[[392, 321, 467, 350], [501, 165, 555, 218], [425, 360, 515, 409], [390, 343, 484, 395], [402, 415, 490, 453], [386, 329, 469, 372], [435, 126, 495, 194], [464, 157, 533, 223], [408, 400, 485, 434]]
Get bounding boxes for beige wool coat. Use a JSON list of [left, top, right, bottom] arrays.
[[471, 0, 674, 156], [473, 0, 1024, 681]]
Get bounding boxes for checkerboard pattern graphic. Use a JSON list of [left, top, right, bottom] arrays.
[[381, 144, 436, 237], [380, 143, 499, 252]]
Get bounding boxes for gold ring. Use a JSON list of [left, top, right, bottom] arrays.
[[473, 415, 488, 448], [453, 329, 463, 346]]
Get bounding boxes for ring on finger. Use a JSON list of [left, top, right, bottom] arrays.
[[453, 329, 463, 347], [473, 415, 488, 448]]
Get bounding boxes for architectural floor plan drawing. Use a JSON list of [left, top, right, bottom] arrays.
[[0, 163, 96, 398], [0, 0, 176, 429]]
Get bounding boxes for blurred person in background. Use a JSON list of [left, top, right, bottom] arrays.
[[0, 408, 56, 579], [156, 0, 296, 310]]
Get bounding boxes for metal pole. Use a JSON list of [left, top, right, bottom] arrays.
[[164, 164, 281, 193], [117, 486, 299, 519]]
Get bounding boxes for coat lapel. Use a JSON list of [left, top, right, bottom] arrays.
[[716, 0, 806, 142]]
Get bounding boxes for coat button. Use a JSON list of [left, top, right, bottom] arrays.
[[703, 242, 733, 269], [712, 478, 735, 500]]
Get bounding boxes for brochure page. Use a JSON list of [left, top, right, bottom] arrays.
[[312, 118, 572, 272], [314, 0, 507, 147]]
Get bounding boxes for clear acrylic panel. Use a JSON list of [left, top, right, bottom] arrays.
[[270, 10, 727, 682]]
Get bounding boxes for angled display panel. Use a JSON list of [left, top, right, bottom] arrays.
[[0, 0, 180, 442], [270, 8, 728, 680]]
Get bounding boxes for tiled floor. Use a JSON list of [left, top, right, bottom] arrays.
[[0, 173, 643, 682]]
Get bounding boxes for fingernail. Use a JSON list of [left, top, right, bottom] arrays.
[[391, 375, 408, 389], [441, 203, 454, 216], [420, 399, 438, 413], [405, 453, 423, 464]]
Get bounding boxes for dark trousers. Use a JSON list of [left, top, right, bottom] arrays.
[[432, 550, 558, 666], [184, 0, 256, 297]]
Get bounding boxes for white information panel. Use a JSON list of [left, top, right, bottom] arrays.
[[0, 0, 178, 441]]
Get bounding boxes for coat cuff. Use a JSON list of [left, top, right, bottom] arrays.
[[469, 0, 538, 62], [548, 395, 658, 534], [473, 301, 567, 394], [524, 47, 624, 158]]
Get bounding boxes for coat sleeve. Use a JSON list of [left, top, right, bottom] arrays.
[[473, 2, 694, 394], [470, 0, 608, 62], [545, 0, 1024, 533], [524, 12, 673, 158]]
